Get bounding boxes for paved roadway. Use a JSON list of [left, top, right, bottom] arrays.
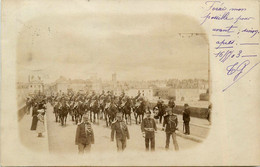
[[45, 103, 198, 153]]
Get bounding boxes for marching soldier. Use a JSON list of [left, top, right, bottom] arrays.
[[154, 97, 163, 111], [111, 112, 130, 152], [163, 110, 179, 151], [183, 103, 191, 135], [75, 114, 94, 154], [134, 91, 141, 101], [154, 98, 165, 124], [141, 110, 157, 151]]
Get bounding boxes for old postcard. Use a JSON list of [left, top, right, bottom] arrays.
[[1, 0, 260, 166]]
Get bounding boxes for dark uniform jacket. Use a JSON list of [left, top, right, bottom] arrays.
[[163, 114, 178, 133], [111, 121, 130, 141], [168, 100, 175, 108], [183, 108, 191, 122], [141, 117, 157, 138], [75, 122, 94, 145]]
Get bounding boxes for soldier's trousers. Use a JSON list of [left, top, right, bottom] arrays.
[[145, 137, 155, 151], [116, 138, 126, 151], [165, 132, 179, 151], [78, 143, 91, 154], [184, 122, 190, 134]]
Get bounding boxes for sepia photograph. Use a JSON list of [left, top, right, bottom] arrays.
[[1, 0, 259, 166], [16, 6, 211, 154]]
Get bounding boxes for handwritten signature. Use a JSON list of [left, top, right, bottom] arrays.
[[223, 61, 260, 91], [226, 60, 250, 81]]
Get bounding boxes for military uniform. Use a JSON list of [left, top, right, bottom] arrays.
[[141, 117, 157, 151], [168, 99, 175, 112], [183, 107, 191, 135], [75, 122, 94, 154], [111, 120, 130, 151], [163, 114, 179, 150]]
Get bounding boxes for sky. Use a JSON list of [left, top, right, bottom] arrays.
[[16, 13, 209, 83]]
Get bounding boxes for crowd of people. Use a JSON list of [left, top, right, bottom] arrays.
[[24, 90, 211, 153]]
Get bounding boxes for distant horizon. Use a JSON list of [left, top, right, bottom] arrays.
[[17, 73, 208, 84]]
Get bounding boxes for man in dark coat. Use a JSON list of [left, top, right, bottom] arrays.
[[75, 114, 94, 154], [141, 110, 157, 151], [183, 104, 190, 135], [207, 104, 212, 125], [26, 97, 31, 115], [168, 98, 175, 112], [163, 110, 179, 150], [30, 102, 38, 130], [111, 112, 130, 152]]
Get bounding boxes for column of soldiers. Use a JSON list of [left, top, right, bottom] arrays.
[[25, 90, 198, 153], [72, 91, 181, 153]]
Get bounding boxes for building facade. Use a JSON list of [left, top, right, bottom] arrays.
[[175, 89, 201, 101], [125, 88, 153, 100]]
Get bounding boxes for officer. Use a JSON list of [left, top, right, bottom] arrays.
[[111, 112, 130, 152], [141, 110, 157, 151], [75, 114, 94, 154], [163, 110, 179, 151], [183, 104, 190, 135]]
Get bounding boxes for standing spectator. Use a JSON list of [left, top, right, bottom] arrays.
[[75, 114, 95, 154], [30, 102, 38, 130], [163, 110, 179, 151], [36, 109, 45, 137], [141, 111, 157, 151], [111, 112, 130, 152], [26, 97, 31, 115], [182, 104, 190, 135], [207, 104, 212, 125]]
